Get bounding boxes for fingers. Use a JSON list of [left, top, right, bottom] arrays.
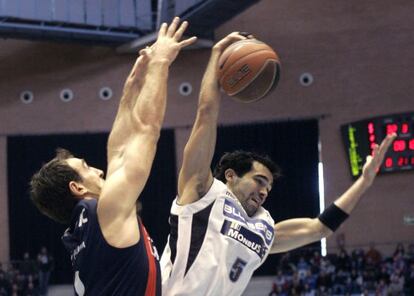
[[214, 32, 247, 52], [174, 21, 189, 40], [179, 36, 198, 48], [158, 22, 168, 37], [167, 16, 180, 37], [158, 17, 194, 44], [376, 133, 397, 159], [369, 133, 397, 170]]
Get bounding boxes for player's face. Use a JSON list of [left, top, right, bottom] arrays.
[[227, 161, 273, 217], [66, 158, 105, 198]]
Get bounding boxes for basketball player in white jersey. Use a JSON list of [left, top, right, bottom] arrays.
[[160, 32, 396, 296]]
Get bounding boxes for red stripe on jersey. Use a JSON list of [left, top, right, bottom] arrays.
[[141, 224, 157, 296]]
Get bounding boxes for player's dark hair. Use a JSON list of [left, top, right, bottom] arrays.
[[30, 148, 82, 224], [213, 150, 281, 183]]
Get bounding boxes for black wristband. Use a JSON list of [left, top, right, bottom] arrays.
[[318, 203, 349, 232]]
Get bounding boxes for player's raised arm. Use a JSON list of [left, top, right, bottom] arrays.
[[98, 18, 197, 247], [177, 33, 246, 205], [106, 51, 150, 177], [270, 133, 396, 254]]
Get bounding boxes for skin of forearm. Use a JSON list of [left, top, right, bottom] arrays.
[[197, 53, 221, 116], [107, 72, 143, 154], [333, 175, 372, 214], [132, 60, 169, 130]]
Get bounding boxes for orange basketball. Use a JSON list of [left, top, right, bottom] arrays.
[[218, 39, 280, 103]]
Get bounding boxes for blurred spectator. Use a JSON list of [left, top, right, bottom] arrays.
[[269, 242, 414, 295], [20, 252, 37, 279], [392, 252, 406, 274], [289, 271, 303, 294], [388, 270, 405, 295], [336, 248, 351, 271], [375, 278, 389, 296], [316, 270, 332, 292], [407, 243, 414, 260], [351, 248, 365, 270], [365, 242, 382, 267], [405, 261, 414, 294], [297, 256, 309, 280], [37, 247, 54, 296], [393, 242, 405, 257], [25, 280, 39, 296], [274, 269, 287, 290], [302, 283, 315, 296], [0, 271, 11, 296]]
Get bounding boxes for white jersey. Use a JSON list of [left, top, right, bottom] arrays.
[[160, 178, 275, 296]]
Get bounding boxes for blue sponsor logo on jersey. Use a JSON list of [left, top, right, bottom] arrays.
[[221, 220, 268, 259], [223, 199, 274, 245]]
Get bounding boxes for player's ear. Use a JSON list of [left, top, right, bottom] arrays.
[[69, 181, 87, 198], [224, 169, 237, 183]]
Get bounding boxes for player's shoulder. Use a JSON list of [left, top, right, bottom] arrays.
[[62, 199, 97, 254], [256, 206, 274, 224], [68, 199, 98, 229], [208, 178, 228, 195], [78, 198, 97, 209], [73, 199, 97, 216]]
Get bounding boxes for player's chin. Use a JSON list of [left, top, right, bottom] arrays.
[[246, 203, 259, 217]]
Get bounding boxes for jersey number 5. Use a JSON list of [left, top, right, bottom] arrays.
[[229, 258, 247, 282]]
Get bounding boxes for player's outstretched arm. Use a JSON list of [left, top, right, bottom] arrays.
[[270, 133, 396, 254], [178, 33, 246, 205], [98, 18, 197, 247], [107, 51, 151, 177]]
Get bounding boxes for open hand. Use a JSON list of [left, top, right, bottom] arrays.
[[362, 133, 397, 183], [150, 17, 197, 65]]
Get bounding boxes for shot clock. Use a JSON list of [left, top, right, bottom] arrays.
[[341, 111, 414, 179]]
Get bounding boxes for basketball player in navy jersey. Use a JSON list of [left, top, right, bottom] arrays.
[[160, 32, 396, 295], [29, 18, 196, 296]]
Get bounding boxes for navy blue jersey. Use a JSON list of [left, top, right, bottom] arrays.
[[62, 199, 161, 296]]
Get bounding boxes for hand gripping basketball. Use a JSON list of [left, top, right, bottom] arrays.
[[218, 36, 281, 103]]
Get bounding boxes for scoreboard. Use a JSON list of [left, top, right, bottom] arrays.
[[341, 111, 414, 179]]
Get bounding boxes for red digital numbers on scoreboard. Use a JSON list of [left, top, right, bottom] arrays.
[[410, 139, 414, 151], [385, 157, 393, 168], [379, 118, 414, 171], [398, 157, 409, 167], [393, 140, 406, 152], [386, 123, 398, 135], [386, 122, 411, 135], [368, 122, 375, 134], [401, 123, 409, 134], [367, 122, 377, 155], [342, 112, 414, 178]]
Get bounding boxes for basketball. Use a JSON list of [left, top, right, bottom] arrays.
[[218, 39, 280, 103]]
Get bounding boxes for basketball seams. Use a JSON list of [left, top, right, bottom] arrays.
[[220, 50, 278, 95], [219, 48, 277, 83], [232, 60, 279, 103], [218, 38, 280, 102]]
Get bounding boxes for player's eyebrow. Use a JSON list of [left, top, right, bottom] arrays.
[[255, 174, 273, 190]]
